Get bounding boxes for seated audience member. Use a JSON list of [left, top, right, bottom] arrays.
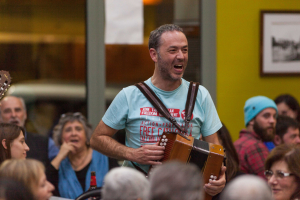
[[49, 112, 111, 199], [265, 94, 300, 150], [0, 159, 54, 200], [274, 116, 300, 146], [217, 123, 243, 183], [0, 178, 35, 200], [0, 123, 29, 164], [101, 167, 149, 200], [220, 174, 273, 200], [274, 94, 300, 122], [0, 96, 59, 165], [149, 161, 204, 200], [265, 144, 300, 200], [234, 96, 277, 179]]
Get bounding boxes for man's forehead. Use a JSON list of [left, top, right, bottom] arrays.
[[0, 97, 23, 109], [160, 31, 188, 45]]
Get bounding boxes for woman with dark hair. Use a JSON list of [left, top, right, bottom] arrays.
[[49, 112, 110, 199], [0, 123, 29, 164], [274, 94, 300, 122], [216, 123, 242, 183], [265, 144, 300, 200]]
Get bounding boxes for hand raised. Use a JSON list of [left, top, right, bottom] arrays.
[[130, 142, 165, 165], [204, 166, 226, 196], [58, 142, 76, 159]]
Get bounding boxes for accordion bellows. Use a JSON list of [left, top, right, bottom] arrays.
[[158, 132, 225, 200]]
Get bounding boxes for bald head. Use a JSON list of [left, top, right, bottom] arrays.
[[0, 96, 27, 127]]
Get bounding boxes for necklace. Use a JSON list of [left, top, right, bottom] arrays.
[[70, 149, 90, 171]]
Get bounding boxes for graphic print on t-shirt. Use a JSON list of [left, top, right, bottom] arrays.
[[139, 107, 193, 146]]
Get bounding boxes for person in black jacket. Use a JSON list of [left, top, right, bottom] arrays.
[[0, 96, 56, 167]]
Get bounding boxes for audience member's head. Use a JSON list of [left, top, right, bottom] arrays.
[[101, 167, 149, 200], [244, 96, 277, 141], [217, 123, 240, 182], [149, 161, 204, 200], [0, 178, 35, 200], [274, 94, 300, 122], [0, 96, 27, 127], [52, 112, 93, 147], [0, 123, 29, 164], [265, 144, 300, 200], [0, 159, 54, 200], [274, 116, 300, 146], [220, 174, 273, 200]]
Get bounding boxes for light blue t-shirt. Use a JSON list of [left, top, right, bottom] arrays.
[[102, 78, 222, 172]]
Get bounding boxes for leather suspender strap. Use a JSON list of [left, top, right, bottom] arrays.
[[135, 81, 200, 140], [135, 82, 189, 140], [184, 81, 200, 132]]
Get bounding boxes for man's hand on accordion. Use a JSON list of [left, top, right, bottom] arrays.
[[204, 166, 226, 196], [129, 142, 165, 165]]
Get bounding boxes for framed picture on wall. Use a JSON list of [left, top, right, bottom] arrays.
[[260, 10, 300, 76]]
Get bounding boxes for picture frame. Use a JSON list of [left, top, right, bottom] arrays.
[[260, 10, 300, 76]]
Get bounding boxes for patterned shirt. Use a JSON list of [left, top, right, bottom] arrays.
[[234, 130, 269, 180]]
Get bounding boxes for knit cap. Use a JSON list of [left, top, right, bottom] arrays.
[[244, 96, 278, 126]]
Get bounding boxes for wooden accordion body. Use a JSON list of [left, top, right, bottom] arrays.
[[158, 132, 225, 200]]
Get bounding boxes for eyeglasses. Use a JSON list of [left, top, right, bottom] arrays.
[[61, 112, 84, 119], [264, 170, 294, 180]]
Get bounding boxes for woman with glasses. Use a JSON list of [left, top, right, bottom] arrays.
[[265, 144, 300, 200], [0, 123, 29, 164], [48, 112, 109, 199]]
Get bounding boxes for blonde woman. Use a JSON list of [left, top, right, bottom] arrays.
[[0, 159, 54, 200]]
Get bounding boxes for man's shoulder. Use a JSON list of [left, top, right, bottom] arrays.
[[234, 132, 268, 153], [234, 132, 259, 148]]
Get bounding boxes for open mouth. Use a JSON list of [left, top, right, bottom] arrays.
[[70, 139, 79, 143], [10, 120, 19, 125], [174, 65, 183, 69]]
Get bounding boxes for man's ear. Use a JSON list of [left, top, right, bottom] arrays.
[[274, 135, 282, 146], [149, 48, 158, 63], [1, 139, 7, 149], [248, 119, 255, 126]]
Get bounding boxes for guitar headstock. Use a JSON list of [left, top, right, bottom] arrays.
[[0, 70, 11, 99]]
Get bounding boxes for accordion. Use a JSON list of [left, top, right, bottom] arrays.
[[157, 132, 225, 200]]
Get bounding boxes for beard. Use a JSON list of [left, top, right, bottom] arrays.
[[157, 53, 186, 82], [253, 120, 275, 142]]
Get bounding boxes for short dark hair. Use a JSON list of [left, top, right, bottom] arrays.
[[276, 115, 299, 139], [148, 24, 184, 52], [0, 123, 25, 164], [274, 94, 300, 122]]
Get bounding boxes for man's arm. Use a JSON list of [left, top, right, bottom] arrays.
[[90, 120, 165, 165], [203, 132, 221, 145]]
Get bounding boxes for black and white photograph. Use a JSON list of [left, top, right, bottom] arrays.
[[260, 10, 300, 76]]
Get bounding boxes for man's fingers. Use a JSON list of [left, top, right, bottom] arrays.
[[144, 144, 165, 150]]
